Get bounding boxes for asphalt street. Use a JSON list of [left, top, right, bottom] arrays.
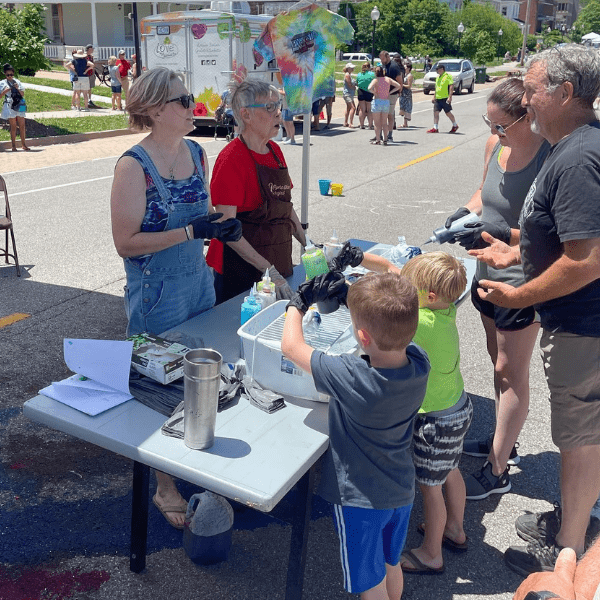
[[0, 87, 562, 600]]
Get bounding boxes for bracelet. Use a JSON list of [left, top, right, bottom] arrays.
[[184, 225, 191, 241]]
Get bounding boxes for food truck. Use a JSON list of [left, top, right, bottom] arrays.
[[140, 9, 279, 126]]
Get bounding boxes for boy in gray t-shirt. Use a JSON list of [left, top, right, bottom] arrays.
[[282, 270, 430, 598]]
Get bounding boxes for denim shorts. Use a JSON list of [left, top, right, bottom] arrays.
[[371, 99, 390, 113], [111, 84, 122, 94]]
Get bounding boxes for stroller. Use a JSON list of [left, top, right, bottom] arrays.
[[213, 103, 235, 142]]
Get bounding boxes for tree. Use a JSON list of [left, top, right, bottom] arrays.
[[575, 0, 600, 35], [0, 4, 49, 75], [402, 0, 451, 57]]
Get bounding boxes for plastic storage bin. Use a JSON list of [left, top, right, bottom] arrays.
[[237, 301, 358, 402]]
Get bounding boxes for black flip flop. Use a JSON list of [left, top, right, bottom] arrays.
[[401, 549, 445, 574], [417, 522, 469, 553]]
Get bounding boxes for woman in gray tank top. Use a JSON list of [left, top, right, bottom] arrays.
[[444, 78, 551, 501]]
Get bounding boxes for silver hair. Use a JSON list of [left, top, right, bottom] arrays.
[[230, 79, 280, 133], [527, 44, 600, 107]]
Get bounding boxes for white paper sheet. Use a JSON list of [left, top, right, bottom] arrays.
[[39, 339, 134, 416]]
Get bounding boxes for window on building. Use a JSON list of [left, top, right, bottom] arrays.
[[502, 6, 507, 15], [51, 5, 61, 41], [124, 2, 133, 41]]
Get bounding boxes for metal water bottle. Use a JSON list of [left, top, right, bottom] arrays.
[[183, 349, 222, 450]]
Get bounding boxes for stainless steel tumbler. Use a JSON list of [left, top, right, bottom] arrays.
[[183, 349, 222, 450]]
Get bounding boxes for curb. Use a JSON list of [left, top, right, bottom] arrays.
[[0, 127, 136, 151]]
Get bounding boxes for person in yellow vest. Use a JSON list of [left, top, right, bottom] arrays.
[[427, 64, 458, 133]]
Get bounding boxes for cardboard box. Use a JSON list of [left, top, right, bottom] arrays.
[[127, 333, 191, 384]]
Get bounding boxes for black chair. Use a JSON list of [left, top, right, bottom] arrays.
[[0, 174, 21, 276]]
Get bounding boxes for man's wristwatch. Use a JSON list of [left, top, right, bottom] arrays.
[[524, 592, 563, 600]]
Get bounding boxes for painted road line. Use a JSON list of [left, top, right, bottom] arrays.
[[0, 313, 30, 328], [397, 146, 453, 171]]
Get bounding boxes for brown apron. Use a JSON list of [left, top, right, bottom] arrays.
[[220, 138, 294, 301]]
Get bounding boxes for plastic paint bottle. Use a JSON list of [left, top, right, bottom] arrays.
[[323, 229, 343, 262], [301, 239, 330, 280], [256, 269, 276, 308], [240, 286, 262, 325], [424, 212, 480, 245]]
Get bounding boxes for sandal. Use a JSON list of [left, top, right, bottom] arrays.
[[417, 522, 468, 552], [11, 145, 17, 152], [22, 146, 30, 151], [401, 550, 445, 574], [152, 493, 188, 530], [370, 140, 381, 145], [383, 140, 388, 146]]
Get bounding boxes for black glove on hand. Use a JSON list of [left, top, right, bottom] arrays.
[[287, 272, 347, 313], [454, 221, 511, 250], [189, 213, 242, 242], [445, 207, 471, 229], [330, 241, 364, 272]]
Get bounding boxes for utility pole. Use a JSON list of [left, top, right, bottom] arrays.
[[520, 0, 532, 66]]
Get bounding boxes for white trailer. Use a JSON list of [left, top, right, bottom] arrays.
[[140, 10, 279, 127]]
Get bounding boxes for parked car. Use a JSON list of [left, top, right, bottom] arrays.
[[422, 59, 475, 95], [342, 52, 372, 63]]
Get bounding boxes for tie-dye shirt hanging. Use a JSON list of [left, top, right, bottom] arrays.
[[253, 4, 354, 113]]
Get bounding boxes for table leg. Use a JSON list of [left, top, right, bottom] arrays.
[[130, 461, 150, 573], [285, 465, 315, 600]]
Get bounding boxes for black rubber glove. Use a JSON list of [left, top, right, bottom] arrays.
[[445, 207, 471, 229], [287, 272, 347, 313], [189, 213, 242, 242], [330, 241, 364, 272], [454, 221, 512, 250]]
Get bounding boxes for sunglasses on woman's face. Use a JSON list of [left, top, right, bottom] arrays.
[[165, 94, 195, 109], [244, 100, 282, 114], [482, 112, 526, 136], [5, 72, 14, 77]]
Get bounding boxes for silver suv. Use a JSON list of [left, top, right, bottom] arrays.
[[422, 59, 475, 95]]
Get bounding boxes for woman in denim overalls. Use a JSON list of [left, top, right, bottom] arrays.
[[111, 68, 241, 529]]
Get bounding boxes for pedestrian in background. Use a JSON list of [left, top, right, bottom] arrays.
[[342, 62, 356, 128], [85, 44, 100, 109], [108, 56, 122, 111], [356, 61, 374, 129], [117, 50, 131, 99], [379, 51, 403, 142], [69, 49, 94, 111], [427, 64, 458, 133], [399, 61, 414, 128], [0, 63, 29, 151], [368, 65, 402, 145]]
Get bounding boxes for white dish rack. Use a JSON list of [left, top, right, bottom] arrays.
[[237, 300, 359, 402]]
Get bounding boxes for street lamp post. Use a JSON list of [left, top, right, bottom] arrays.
[[497, 28, 503, 61], [457, 22, 465, 56], [371, 6, 380, 66]]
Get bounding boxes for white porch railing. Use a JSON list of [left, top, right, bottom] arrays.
[[44, 44, 135, 62]]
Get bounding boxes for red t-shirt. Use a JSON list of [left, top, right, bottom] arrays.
[[206, 137, 291, 274], [117, 58, 131, 78]]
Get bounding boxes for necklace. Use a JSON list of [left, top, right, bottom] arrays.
[[154, 141, 181, 180]]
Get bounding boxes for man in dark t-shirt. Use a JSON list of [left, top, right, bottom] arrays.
[[471, 45, 600, 578], [379, 51, 403, 141]]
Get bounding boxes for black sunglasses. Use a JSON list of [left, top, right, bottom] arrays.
[[165, 94, 194, 109]]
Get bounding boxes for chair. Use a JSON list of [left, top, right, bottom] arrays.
[[0, 174, 21, 277]]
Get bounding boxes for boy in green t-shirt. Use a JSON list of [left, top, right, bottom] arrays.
[[399, 252, 473, 574], [427, 64, 459, 134]]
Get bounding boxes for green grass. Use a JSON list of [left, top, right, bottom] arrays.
[[0, 114, 129, 140], [18, 89, 112, 112], [21, 75, 114, 98]]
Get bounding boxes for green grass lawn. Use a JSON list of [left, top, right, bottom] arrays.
[[21, 75, 114, 98], [0, 114, 129, 140], [18, 89, 112, 112]]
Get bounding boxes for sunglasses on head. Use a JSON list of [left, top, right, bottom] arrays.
[[165, 94, 195, 109], [482, 112, 526, 136], [244, 100, 282, 114]]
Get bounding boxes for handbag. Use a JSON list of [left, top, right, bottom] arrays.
[[17, 98, 27, 112], [7, 80, 23, 110]]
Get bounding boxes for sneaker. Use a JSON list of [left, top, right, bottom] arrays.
[[387, 132, 393, 142], [427, 128, 439, 133], [283, 138, 296, 145], [504, 541, 563, 577], [71, 105, 78, 111], [450, 124, 459, 133], [81, 108, 90, 112], [88, 101, 100, 109], [463, 433, 520, 466], [516, 503, 600, 550], [465, 461, 511, 500]]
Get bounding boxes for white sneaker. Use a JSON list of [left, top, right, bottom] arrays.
[[81, 108, 90, 112], [71, 106, 78, 111], [283, 138, 296, 145]]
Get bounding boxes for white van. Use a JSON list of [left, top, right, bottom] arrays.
[[342, 52, 372, 63]]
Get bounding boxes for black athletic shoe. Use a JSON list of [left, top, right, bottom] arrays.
[[516, 503, 600, 550], [88, 101, 102, 109], [504, 541, 563, 577], [463, 433, 520, 466], [465, 461, 511, 500]]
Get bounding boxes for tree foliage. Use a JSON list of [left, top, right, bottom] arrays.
[[0, 4, 49, 75], [575, 0, 600, 35]]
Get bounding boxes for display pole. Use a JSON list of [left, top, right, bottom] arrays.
[[300, 111, 310, 240]]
